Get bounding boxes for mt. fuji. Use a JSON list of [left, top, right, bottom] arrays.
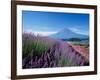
[[49, 28, 88, 39]]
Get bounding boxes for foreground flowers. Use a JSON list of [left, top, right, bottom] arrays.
[[22, 33, 89, 69]]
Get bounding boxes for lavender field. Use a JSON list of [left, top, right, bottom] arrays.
[[22, 33, 89, 69]]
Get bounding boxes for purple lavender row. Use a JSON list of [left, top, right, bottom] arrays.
[[22, 33, 89, 69]]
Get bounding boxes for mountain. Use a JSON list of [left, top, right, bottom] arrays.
[[49, 28, 89, 39]]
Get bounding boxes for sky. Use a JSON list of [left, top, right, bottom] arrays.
[[22, 11, 89, 36]]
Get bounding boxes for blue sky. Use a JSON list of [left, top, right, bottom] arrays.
[[22, 11, 89, 36]]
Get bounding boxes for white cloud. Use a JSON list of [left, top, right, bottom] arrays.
[[23, 29, 57, 36], [33, 31, 57, 36], [69, 27, 89, 35]]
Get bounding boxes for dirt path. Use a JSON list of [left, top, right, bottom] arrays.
[[67, 42, 89, 62]]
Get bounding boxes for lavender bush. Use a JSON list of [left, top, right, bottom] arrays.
[[22, 32, 89, 69]]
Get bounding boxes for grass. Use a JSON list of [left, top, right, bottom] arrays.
[[58, 57, 78, 66], [22, 34, 56, 58], [68, 41, 89, 48]]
